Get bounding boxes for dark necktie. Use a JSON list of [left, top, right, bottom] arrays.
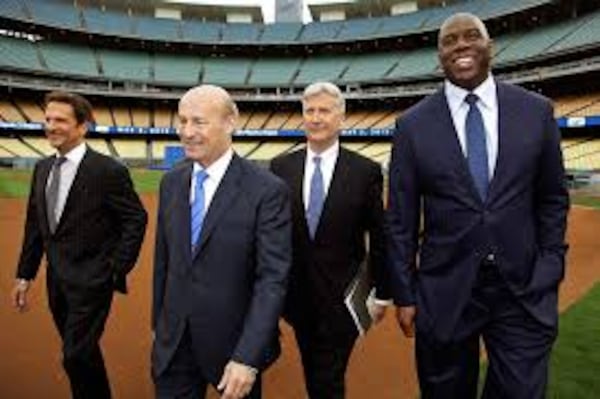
[[46, 156, 67, 234], [306, 156, 324, 239], [465, 93, 489, 201], [191, 169, 208, 250]]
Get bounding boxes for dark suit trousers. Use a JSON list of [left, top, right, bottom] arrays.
[[154, 324, 262, 399], [46, 270, 113, 399], [293, 311, 358, 399], [415, 263, 557, 399]]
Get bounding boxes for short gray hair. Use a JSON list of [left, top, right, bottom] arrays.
[[302, 82, 345, 113]]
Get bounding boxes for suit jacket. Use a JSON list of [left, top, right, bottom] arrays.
[[387, 81, 569, 342], [17, 147, 147, 293], [270, 146, 389, 333], [152, 154, 292, 383]]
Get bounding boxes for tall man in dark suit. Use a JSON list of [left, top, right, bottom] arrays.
[[152, 85, 292, 399], [11, 91, 147, 399], [387, 13, 569, 399], [270, 82, 390, 399]]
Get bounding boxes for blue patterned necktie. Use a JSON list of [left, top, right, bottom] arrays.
[[465, 93, 489, 201], [191, 169, 208, 249], [306, 156, 324, 239], [46, 156, 67, 234]]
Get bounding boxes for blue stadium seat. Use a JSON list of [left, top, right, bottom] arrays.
[[0, 0, 27, 21], [0, 36, 42, 71], [221, 23, 262, 43], [135, 16, 181, 41], [24, 0, 82, 30], [299, 20, 345, 42], [181, 20, 222, 43], [83, 8, 133, 36], [259, 23, 302, 43]]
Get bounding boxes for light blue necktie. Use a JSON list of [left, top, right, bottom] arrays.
[[306, 156, 324, 239], [465, 93, 489, 201], [191, 169, 208, 249]]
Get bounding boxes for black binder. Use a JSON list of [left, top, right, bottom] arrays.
[[343, 260, 374, 336]]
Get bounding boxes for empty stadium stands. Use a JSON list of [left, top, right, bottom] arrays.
[[1, 8, 599, 89], [0, 0, 557, 45]]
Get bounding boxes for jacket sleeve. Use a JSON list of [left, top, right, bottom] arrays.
[[16, 161, 45, 280], [386, 117, 421, 306]]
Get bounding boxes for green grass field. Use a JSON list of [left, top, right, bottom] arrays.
[[0, 168, 163, 198]]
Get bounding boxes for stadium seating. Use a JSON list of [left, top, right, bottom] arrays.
[[85, 138, 112, 156], [112, 139, 147, 160], [0, 0, 556, 45], [0, 101, 26, 122], [202, 57, 252, 87], [22, 136, 54, 156], [248, 58, 302, 87], [135, 15, 181, 42], [39, 41, 99, 77], [0, 35, 42, 71], [0, 137, 41, 158], [25, 0, 81, 30], [98, 49, 151, 81], [259, 23, 302, 43], [15, 101, 44, 123], [154, 53, 201, 86]]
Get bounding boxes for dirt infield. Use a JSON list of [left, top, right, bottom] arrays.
[[1, 195, 598, 399]]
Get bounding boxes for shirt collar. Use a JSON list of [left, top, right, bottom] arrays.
[[193, 147, 234, 182], [444, 73, 496, 114], [56, 142, 86, 165], [306, 140, 339, 164]]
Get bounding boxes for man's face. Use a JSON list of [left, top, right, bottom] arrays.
[[302, 92, 343, 152], [44, 101, 86, 154], [177, 94, 233, 167], [438, 15, 492, 91]]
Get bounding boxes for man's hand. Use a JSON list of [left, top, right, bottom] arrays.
[[11, 279, 30, 312], [396, 305, 416, 337], [217, 360, 257, 399]]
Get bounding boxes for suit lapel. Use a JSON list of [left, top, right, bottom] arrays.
[[54, 149, 93, 234], [194, 154, 243, 257], [315, 147, 349, 239], [487, 82, 513, 204], [290, 150, 310, 239], [173, 163, 194, 263]]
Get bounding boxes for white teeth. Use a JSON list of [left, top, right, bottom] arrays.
[[455, 57, 474, 67]]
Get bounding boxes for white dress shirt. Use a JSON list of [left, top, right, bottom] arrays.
[[444, 74, 499, 179], [303, 141, 339, 211], [190, 148, 234, 212], [47, 142, 86, 224]]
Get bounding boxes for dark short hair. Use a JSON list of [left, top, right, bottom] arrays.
[[44, 91, 94, 125]]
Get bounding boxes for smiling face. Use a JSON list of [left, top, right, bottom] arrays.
[[438, 13, 493, 91], [302, 91, 344, 154], [44, 101, 87, 155], [177, 86, 236, 168]]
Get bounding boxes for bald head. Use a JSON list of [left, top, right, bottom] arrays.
[[180, 84, 239, 120], [177, 84, 238, 167]]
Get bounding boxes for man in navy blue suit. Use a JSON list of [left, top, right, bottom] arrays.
[[152, 85, 292, 399], [387, 13, 569, 399]]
